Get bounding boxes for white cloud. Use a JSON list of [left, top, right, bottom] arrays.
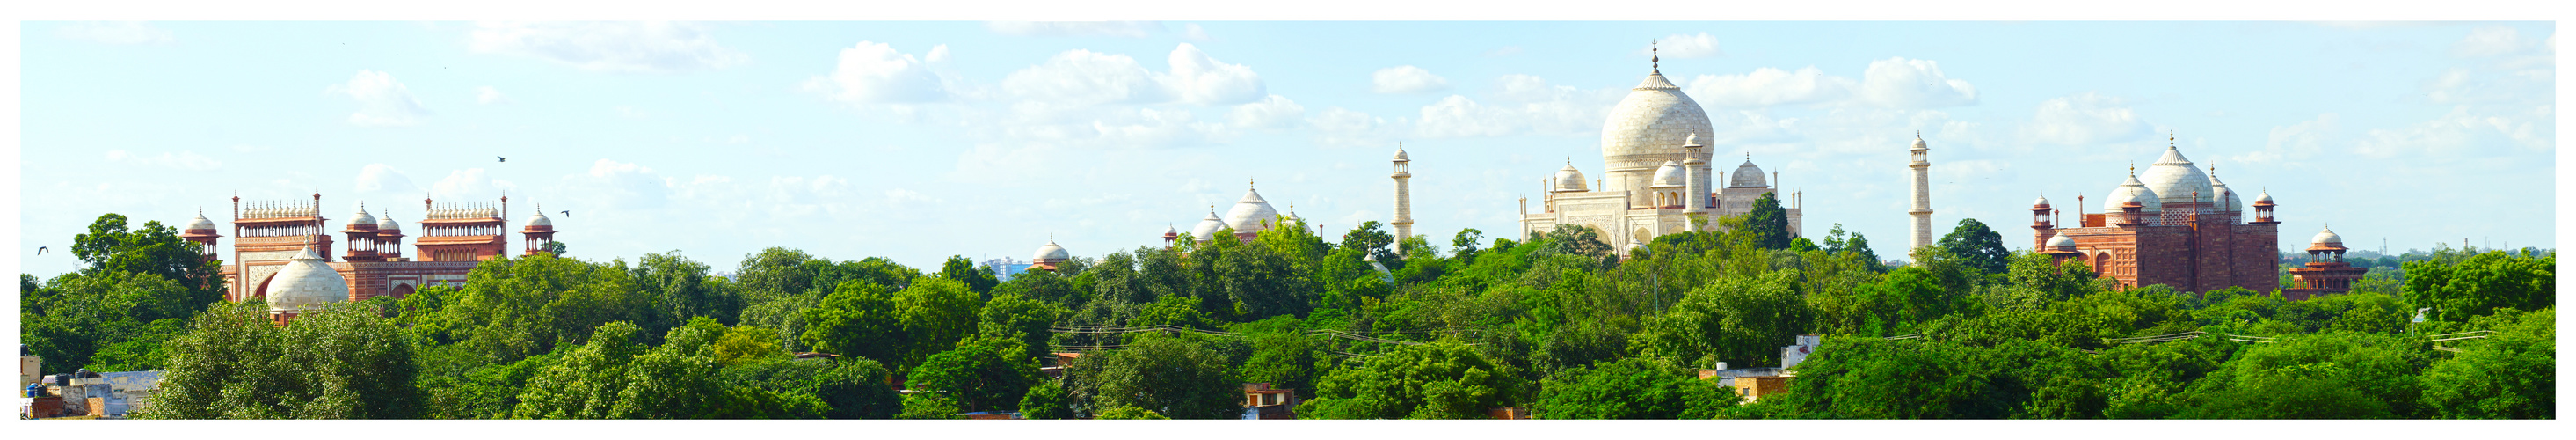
[[325, 70, 429, 127], [1685, 67, 1856, 107], [985, 21, 1161, 38], [1414, 75, 1614, 138], [2235, 114, 2340, 164], [2354, 105, 2550, 158], [476, 86, 510, 105], [1655, 33, 1722, 58], [1182, 24, 1212, 41], [1004, 49, 1167, 106], [1309, 106, 1394, 148], [2021, 92, 2150, 146], [2453, 26, 2536, 57], [104, 150, 221, 171], [557, 160, 668, 209], [1001, 44, 1265, 106], [806, 41, 948, 104], [1485, 46, 1523, 57], [1165, 44, 1264, 105], [430, 168, 519, 201], [1372, 65, 1450, 94], [56, 21, 172, 45], [1230, 95, 1306, 129], [1859, 57, 1979, 108], [353, 164, 421, 194], [468, 21, 746, 73], [884, 188, 942, 208]]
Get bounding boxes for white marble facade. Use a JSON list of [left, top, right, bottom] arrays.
[[1518, 66, 1800, 251]]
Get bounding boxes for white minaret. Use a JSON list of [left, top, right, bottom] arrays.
[[1392, 143, 1415, 240], [1909, 133, 1934, 250], [1682, 133, 1707, 229]]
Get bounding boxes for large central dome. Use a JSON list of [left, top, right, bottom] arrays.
[[1599, 72, 1714, 175]]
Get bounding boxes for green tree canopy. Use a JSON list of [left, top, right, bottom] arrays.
[[1299, 339, 1524, 419], [1744, 192, 1792, 250], [1938, 218, 2011, 275], [1532, 357, 1736, 419], [1064, 335, 1241, 419]]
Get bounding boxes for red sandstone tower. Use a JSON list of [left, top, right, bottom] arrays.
[[520, 205, 557, 256], [2284, 226, 2369, 300]]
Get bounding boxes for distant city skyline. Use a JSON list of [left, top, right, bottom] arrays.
[[17, 20, 2556, 277]]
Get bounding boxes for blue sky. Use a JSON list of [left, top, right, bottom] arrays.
[[15, 20, 2557, 277]]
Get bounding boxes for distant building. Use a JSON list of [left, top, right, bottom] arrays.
[[195, 193, 563, 322], [1241, 383, 1299, 420], [980, 257, 1035, 282], [22, 370, 162, 419], [1517, 50, 1803, 251], [2030, 138, 2302, 294], [2283, 227, 2369, 300]]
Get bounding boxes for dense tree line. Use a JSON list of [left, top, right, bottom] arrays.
[[25, 200, 2556, 419]]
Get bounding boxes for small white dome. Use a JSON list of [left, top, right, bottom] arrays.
[[1162, 225, 1178, 236], [1553, 163, 1589, 193], [2033, 194, 2051, 207], [1190, 207, 1226, 239], [1222, 185, 1280, 235], [266, 246, 348, 312], [1728, 159, 1766, 187], [2209, 180, 2242, 212], [348, 207, 377, 228], [1392, 146, 1409, 162], [186, 212, 217, 231], [525, 211, 552, 228], [1910, 136, 1928, 150], [376, 211, 401, 231], [1033, 237, 1069, 261], [2106, 173, 2163, 213], [1650, 161, 1686, 187], [2046, 233, 2077, 250], [2311, 226, 2343, 246], [2254, 191, 2274, 203]]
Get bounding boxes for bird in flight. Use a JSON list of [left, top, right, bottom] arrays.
[[36, 246, 47, 255], [560, 210, 571, 218], [497, 156, 506, 163]]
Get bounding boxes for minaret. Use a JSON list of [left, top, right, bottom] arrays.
[[1909, 132, 1933, 251], [1391, 143, 1415, 240]]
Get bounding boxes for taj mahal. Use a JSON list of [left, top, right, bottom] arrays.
[[1515, 48, 1801, 251]]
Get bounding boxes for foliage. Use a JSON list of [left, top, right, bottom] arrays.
[[909, 336, 1038, 413], [1937, 218, 2011, 275], [800, 281, 904, 364], [1093, 405, 1170, 419], [1064, 335, 1241, 419], [1299, 339, 1524, 419], [1743, 192, 1792, 250], [2417, 307, 2554, 419], [142, 301, 425, 419], [1019, 378, 1075, 419], [1532, 357, 1736, 419], [2402, 249, 2554, 322], [939, 255, 1001, 295]]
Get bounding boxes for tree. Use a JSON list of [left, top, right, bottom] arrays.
[[1938, 218, 2010, 275], [1093, 405, 1170, 419], [1821, 224, 1887, 272], [1635, 271, 1814, 369], [1452, 228, 1487, 263], [2402, 249, 2554, 322], [69, 213, 225, 298], [800, 281, 905, 364], [1019, 378, 1074, 419], [142, 301, 425, 419], [545, 241, 570, 255], [631, 251, 741, 329], [2176, 332, 2427, 419], [1342, 221, 1398, 264], [21, 270, 198, 373], [938, 255, 1001, 295], [2418, 307, 2554, 419], [977, 294, 1066, 361], [1299, 339, 1524, 419], [1533, 357, 1736, 419], [1064, 335, 1241, 419], [896, 276, 982, 367], [513, 321, 645, 419], [1743, 192, 1792, 249], [1535, 224, 1615, 265], [908, 336, 1038, 413], [1238, 329, 1327, 397]]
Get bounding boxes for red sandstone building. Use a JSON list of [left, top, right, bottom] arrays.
[[177, 192, 561, 304], [2028, 138, 2361, 297]]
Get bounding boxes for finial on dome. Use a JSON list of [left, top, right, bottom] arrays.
[[1397, 141, 1404, 151], [1651, 40, 1660, 75], [2128, 162, 2136, 176], [1249, 177, 1255, 190], [2168, 130, 2177, 150]]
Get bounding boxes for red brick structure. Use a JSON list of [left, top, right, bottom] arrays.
[[2029, 140, 2288, 294], [2283, 226, 2368, 301], [211, 192, 556, 304]]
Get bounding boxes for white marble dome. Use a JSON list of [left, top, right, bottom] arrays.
[[1650, 161, 1686, 187], [2046, 233, 2077, 250], [2106, 173, 2163, 212], [1033, 238, 1069, 261], [1553, 163, 1590, 193], [2140, 146, 2210, 205], [2254, 191, 2274, 203], [1223, 185, 1280, 234], [525, 210, 552, 228], [377, 211, 401, 231], [1911, 136, 1928, 150], [1599, 72, 1714, 173], [186, 212, 217, 231], [1392, 147, 1409, 162], [266, 246, 347, 312], [2209, 179, 2242, 212], [1190, 208, 1226, 240], [347, 208, 376, 228], [2033, 194, 2051, 207], [1728, 159, 1766, 187], [2311, 226, 2343, 246]]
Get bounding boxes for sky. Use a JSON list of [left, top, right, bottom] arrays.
[[13, 20, 2558, 277]]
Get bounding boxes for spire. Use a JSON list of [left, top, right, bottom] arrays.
[[2168, 129, 2177, 150], [1650, 39, 1660, 75]]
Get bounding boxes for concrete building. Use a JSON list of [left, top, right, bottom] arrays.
[[1518, 45, 1801, 250]]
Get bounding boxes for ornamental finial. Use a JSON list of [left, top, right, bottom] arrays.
[[1651, 40, 1660, 74]]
